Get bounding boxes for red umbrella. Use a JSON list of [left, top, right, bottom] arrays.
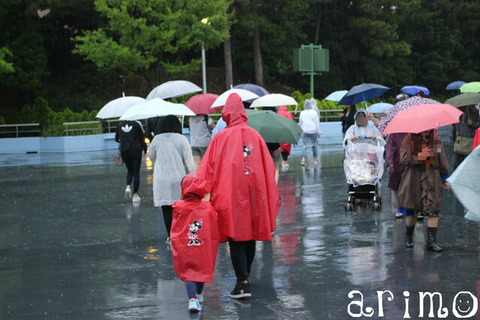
[[382, 104, 463, 135], [185, 93, 220, 114]]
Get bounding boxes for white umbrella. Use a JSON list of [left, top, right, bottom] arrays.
[[146, 80, 202, 100], [447, 146, 480, 221], [96, 96, 145, 119], [120, 98, 195, 120], [325, 90, 348, 102], [249, 93, 298, 108], [368, 102, 394, 114], [211, 89, 259, 108]]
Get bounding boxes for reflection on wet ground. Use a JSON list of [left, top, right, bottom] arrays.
[[1, 134, 480, 319]]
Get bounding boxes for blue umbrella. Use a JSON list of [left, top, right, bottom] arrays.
[[401, 85, 430, 96], [325, 90, 348, 102], [368, 102, 394, 114], [338, 83, 390, 106], [446, 81, 466, 91], [233, 84, 269, 97]]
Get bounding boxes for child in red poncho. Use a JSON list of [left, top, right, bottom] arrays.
[[171, 174, 219, 313]]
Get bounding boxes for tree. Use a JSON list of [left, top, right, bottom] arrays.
[[0, 48, 14, 74], [73, 0, 232, 86]]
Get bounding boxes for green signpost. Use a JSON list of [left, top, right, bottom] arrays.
[[293, 44, 329, 98]]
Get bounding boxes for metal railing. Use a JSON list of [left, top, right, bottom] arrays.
[[208, 109, 343, 122], [0, 123, 41, 138], [63, 121, 102, 136]]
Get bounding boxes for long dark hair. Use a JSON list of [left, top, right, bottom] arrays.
[[158, 114, 182, 134]]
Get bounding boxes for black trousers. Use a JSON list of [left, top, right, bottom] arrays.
[[228, 239, 256, 282], [122, 152, 142, 193], [281, 151, 289, 161], [162, 205, 173, 236]]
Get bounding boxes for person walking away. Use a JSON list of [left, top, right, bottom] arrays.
[[278, 105, 294, 169], [451, 105, 480, 169], [299, 99, 321, 166], [197, 93, 279, 299], [397, 130, 450, 252], [145, 116, 164, 142], [340, 105, 356, 135], [386, 133, 408, 218], [189, 115, 216, 171], [115, 120, 147, 202], [171, 174, 219, 313], [147, 115, 195, 243]]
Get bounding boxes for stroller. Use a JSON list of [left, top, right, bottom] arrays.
[[344, 137, 384, 211]]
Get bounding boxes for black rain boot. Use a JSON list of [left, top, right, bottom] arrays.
[[426, 227, 443, 252], [405, 225, 415, 248]]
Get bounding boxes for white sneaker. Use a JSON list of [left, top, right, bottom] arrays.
[[125, 186, 131, 200], [196, 293, 204, 303], [188, 298, 202, 312], [132, 194, 141, 202]]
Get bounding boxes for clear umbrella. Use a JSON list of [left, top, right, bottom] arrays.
[[249, 94, 298, 108], [120, 98, 195, 120], [325, 90, 348, 102], [146, 80, 202, 100]]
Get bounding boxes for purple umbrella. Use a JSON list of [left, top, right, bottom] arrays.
[[446, 81, 466, 91], [378, 96, 439, 133]]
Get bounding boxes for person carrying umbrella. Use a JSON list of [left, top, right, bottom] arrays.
[[397, 130, 450, 252], [197, 93, 279, 299], [115, 120, 147, 202], [299, 99, 321, 166]]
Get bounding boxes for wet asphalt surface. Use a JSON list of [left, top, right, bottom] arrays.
[[1, 130, 480, 320]]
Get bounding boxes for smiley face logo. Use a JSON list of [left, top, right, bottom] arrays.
[[452, 291, 478, 318]]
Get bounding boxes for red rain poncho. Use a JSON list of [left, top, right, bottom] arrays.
[[171, 174, 219, 282], [197, 93, 279, 242], [278, 105, 293, 154]]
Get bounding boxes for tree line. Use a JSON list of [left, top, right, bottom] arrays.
[[0, 0, 479, 122]]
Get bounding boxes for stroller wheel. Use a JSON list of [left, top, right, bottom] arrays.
[[372, 202, 381, 211], [345, 202, 354, 211]]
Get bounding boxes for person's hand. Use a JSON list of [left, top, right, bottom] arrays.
[[339, 113, 344, 117], [317, 132, 321, 139], [443, 182, 451, 192], [202, 193, 211, 201], [468, 118, 473, 126], [370, 135, 377, 140], [421, 146, 434, 157], [350, 136, 357, 141]]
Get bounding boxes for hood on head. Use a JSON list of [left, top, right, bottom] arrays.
[[222, 93, 248, 127], [355, 108, 368, 117], [279, 105, 288, 112], [181, 174, 207, 201], [303, 99, 312, 110]]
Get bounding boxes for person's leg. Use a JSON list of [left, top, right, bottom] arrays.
[[426, 215, 442, 252], [185, 281, 197, 299], [186, 281, 202, 312], [405, 211, 417, 248], [131, 152, 142, 195], [228, 239, 249, 281], [162, 205, 173, 238], [391, 190, 402, 218], [245, 240, 256, 276], [312, 144, 318, 164], [123, 153, 134, 186]]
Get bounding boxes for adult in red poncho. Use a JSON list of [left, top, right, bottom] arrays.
[[197, 93, 279, 299], [171, 174, 219, 312], [278, 105, 294, 169]]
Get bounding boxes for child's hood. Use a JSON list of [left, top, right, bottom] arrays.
[[181, 174, 207, 201]]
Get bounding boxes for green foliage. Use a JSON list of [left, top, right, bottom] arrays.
[[73, 0, 232, 80], [0, 47, 14, 74]]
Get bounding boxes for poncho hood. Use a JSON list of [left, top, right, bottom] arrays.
[[222, 93, 248, 127], [181, 174, 207, 201]]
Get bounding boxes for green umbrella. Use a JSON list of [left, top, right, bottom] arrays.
[[246, 109, 302, 144], [445, 93, 480, 108], [460, 82, 480, 93]]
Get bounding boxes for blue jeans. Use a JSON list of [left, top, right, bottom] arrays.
[[185, 281, 204, 299], [301, 133, 318, 158]]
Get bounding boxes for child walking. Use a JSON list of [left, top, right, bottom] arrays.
[[171, 174, 219, 313]]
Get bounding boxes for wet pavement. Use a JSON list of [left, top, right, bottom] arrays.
[[1, 132, 480, 319]]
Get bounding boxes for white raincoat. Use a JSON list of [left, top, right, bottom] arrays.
[[343, 109, 385, 148], [147, 133, 195, 206]]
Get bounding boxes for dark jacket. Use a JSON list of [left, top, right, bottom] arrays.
[[341, 106, 356, 134], [115, 120, 147, 154], [145, 116, 164, 141]]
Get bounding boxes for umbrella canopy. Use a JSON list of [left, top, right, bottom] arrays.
[[368, 102, 394, 114], [325, 90, 348, 102], [146, 80, 202, 100], [447, 146, 480, 221], [401, 85, 430, 96], [378, 96, 440, 133], [460, 82, 480, 93], [446, 81, 466, 90], [211, 89, 259, 108], [382, 103, 463, 135], [337, 83, 390, 106], [185, 93, 220, 115], [245, 109, 302, 144], [96, 96, 145, 119], [233, 84, 269, 97], [120, 98, 195, 120], [445, 93, 480, 108], [249, 94, 298, 108]]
